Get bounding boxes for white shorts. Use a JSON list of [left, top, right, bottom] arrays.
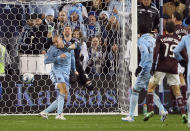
[[149, 71, 180, 86], [178, 63, 185, 74]]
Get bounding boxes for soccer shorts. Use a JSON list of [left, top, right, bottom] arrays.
[[133, 68, 151, 92], [50, 71, 70, 88], [149, 71, 180, 86]]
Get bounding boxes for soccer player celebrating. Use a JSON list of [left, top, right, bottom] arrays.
[[39, 25, 78, 120], [144, 21, 188, 123], [121, 23, 167, 122], [169, 11, 189, 112], [174, 32, 190, 127]]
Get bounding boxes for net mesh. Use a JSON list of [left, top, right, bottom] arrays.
[[0, 0, 131, 114]]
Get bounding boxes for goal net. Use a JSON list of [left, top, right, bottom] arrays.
[[0, 0, 132, 115]]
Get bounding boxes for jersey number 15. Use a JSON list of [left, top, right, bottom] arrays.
[[164, 43, 177, 58]]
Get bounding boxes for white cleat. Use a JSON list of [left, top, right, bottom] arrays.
[[39, 112, 48, 119], [188, 121, 190, 127], [121, 116, 134, 122], [55, 114, 66, 120], [160, 110, 168, 122]]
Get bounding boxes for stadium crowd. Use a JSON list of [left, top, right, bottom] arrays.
[[0, 0, 128, 77]]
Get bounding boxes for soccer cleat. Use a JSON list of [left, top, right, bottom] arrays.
[[182, 114, 188, 123], [39, 112, 48, 119], [121, 116, 134, 122], [160, 110, 168, 122], [55, 114, 66, 120], [188, 121, 190, 127], [144, 111, 154, 121]]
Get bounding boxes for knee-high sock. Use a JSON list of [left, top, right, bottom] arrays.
[[129, 92, 139, 117], [153, 93, 165, 112], [180, 85, 187, 105], [170, 87, 177, 107], [147, 93, 154, 112], [57, 94, 65, 116], [44, 100, 57, 113], [176, 96, 185, 114]]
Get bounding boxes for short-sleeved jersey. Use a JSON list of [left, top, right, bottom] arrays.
[[153, 34, 180, 74], [175, 24, 189, 40]]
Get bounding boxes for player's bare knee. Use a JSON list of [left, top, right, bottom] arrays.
[[170, 85, 181, 97], [147, 82, 157, 93], [179, 74, 186, 86], [57, 83, 67, 95]]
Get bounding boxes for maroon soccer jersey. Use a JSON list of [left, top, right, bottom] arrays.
[[153, 34, 180, 74], [175, 24, 189, 40]]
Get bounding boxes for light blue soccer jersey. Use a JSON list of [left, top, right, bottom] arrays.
[[174, 34, 190, 76], [174, 34, 190, 94], [44, 45, 76, 76], [138, 33, 156, 69]]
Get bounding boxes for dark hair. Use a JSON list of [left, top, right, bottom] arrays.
[[173, 11, 182, 21], [138, 23, 152, 34], [165, 21, 176, 33]]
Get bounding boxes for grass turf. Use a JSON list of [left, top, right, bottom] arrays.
[[0, 115, 189, 131]]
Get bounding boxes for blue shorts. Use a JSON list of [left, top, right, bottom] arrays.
[[50, 71, 70, 88], [133, 68, 151, 92]]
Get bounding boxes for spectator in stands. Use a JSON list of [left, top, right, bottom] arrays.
[[62, 2, 88, 20], [102, 0, 110, 10], [108, 0, 123, 23], [0, 3, 26, 75], [163, 0, 185, 18], [86, 36, 103, 75], [86, 0, 103, 16], [101, 14, 120, 74], [184, 0, 190, 16], [42, 9, 57, 38], [68, 6, 87, 39], [86, 11, 101, 37], [183, 6, 190, 28], [18, 14, 36, 54], [28, 1, 60, 18], [104, 14, 120, 46], [138, 0, 159, 33], [99, 10, 109, 37], [56, 10, 68, 36]]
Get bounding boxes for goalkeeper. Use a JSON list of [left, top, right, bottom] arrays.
[[40, 25, 78, 120]]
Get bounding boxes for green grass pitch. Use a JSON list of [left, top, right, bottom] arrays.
[[0, 115, 189, 131]]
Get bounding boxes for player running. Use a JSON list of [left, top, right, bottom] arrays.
[[121, 23, 167, 122], [144, 21, 188, 123]]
